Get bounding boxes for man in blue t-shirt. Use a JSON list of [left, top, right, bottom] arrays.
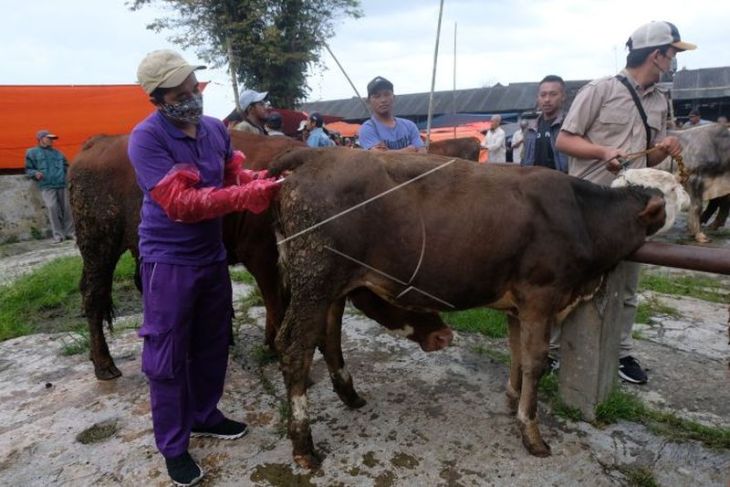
[[358, 76, 425, 152]]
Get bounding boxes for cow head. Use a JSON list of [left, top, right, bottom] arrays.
[[611, 168, 690, 234]]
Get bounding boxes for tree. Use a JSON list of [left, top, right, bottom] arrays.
[[130, 0, 362, 108]]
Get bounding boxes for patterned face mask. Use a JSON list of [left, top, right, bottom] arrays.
[[158, 93, 203, 124]]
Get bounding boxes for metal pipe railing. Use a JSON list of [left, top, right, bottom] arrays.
[[629, 241, 730, 275]]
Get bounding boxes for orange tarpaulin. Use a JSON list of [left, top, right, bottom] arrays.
[[325, 120, 360, 138], [0, 84, 204, 170]]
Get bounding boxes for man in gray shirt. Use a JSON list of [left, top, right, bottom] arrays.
[[555, 21, 694, 384]]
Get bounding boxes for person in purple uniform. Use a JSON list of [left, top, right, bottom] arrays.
[[357, 76, 425, 152], [129, 49, 281, 487]]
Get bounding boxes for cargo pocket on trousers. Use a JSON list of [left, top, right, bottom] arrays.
[[140, 327, 176, 380]]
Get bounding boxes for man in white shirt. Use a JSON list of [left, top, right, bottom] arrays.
[[511, 119, 527, 163], [482, 114, 506, 162]]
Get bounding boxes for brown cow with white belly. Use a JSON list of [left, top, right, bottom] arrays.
[[268, 148, 684, 468], [69, 132, 452, 380]]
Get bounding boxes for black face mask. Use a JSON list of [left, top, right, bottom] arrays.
[[158, 93, 203, 124]]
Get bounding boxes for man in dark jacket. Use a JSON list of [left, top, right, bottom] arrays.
[[25, 130, 74, 243], [521, 75, 569, 172]]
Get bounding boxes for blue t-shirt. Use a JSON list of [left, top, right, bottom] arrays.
[[307, 127, 334, 148], [128, 111, 233, 266], [358, 116, 424, 150]]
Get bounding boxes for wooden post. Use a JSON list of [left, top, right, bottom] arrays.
[[558, 263, 626, 420]]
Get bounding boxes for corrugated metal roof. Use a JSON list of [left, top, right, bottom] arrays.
[[301, 80, 589, 122], [301, 67, 730, 121], [673, 67, 730, 100]]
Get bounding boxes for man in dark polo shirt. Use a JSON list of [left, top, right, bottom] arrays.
[[129, 49, 281, 486]]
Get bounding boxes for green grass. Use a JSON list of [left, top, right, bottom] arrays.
[[538, 373, 583, 421], [60, 328, 91, 356], [229, 267, 256, 285], [0, 252, 138, 341], [442, 308, 507, 338], [595, 388, 730, 449], [472, 344, 510, 365], [635, 296, 681, 324], [618, 466, 659, 487], [639, 273, 729, 304]]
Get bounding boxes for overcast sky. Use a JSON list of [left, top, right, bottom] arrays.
[[2, 0, 728, 119]]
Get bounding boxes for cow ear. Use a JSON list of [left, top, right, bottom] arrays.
[[637, 195, 665, 226]]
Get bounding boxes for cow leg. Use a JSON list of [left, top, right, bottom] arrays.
[[318, 298, 366, 409], [709, 195, 729, 230], [687, 188, 710, 243], [276, 300, 328, 470], [79, 251, 123, 380], [516, 317, 551, 457], [506, 315, 522, 415]]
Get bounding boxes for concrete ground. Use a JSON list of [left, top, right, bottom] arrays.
[[0, 228, 729, 486]]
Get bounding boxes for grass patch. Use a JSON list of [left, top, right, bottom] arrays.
[[618, 465, 658, 487], [30, 226, 45, 240], [538, 373, 583, 421], [595, 388, 730, 449], [229, 266, 256, 285], [635, 296, 681, 324], [0, 252, 139, 341], [472, 344, 510, 365], [60, 328, 90, 356], [639, 273, 729, 304], [277, 400, 291, 438], [442, 308, 507, 338]]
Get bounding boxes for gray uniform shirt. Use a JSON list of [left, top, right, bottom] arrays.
[[561, 69, 669, 186]]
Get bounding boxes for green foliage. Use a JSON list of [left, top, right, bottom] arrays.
[[0, 252, 137, 341], [635, 296, 680, 324], [442, 308, 507, 338], [618, 466, 658, 487], [229, 267, 256, 284], [30, 226, 44, 240], [638, 273, 729, 303], [595, 388, 730, 449], [538, 373, 583, 421], [60, 328, 91, 356], [130, 0, 362, 107], [472, 344, 510, 365]]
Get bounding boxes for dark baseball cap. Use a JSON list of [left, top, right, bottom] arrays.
[[367, 76, 394, 97], [36, 130, 58, 140]]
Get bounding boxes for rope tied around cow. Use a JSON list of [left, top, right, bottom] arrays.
[[582, 146, 689, 184]]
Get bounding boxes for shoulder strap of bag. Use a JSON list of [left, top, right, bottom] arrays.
[[615, 75, 651, 151]]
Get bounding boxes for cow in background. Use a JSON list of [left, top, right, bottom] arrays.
[[427, 137, 480, 161], [268, 148, 686, 468], [664, 124, 730, 242]]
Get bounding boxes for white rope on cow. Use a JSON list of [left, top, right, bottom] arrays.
[[276, 158, 457, 245], [323, 245, 455, 309]]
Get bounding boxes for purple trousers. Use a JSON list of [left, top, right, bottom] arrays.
[[140, 260, 232, 458]]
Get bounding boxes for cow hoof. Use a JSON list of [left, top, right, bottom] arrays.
[[94, 363, 122, 381], [524, 437, 551, 457], [345, 395, 367, 409], [694, 232, 711, 243], [293, 453, 321, 470]]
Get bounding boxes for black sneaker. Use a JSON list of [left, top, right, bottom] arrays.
[[191, 418, 248, 440], [165, 451, 204, 486], [618, 356, 648, 384]]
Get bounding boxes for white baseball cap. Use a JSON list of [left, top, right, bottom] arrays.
[[628, 21, 696, 52], [238, 89, 268, 111]]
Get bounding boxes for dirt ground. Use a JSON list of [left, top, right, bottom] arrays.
[[0, 222, 728, 486]]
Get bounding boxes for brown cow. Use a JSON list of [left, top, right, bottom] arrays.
[[68, 132, 452, 380], [268, 148, 681, 468], [428, 137, 480, 161]]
